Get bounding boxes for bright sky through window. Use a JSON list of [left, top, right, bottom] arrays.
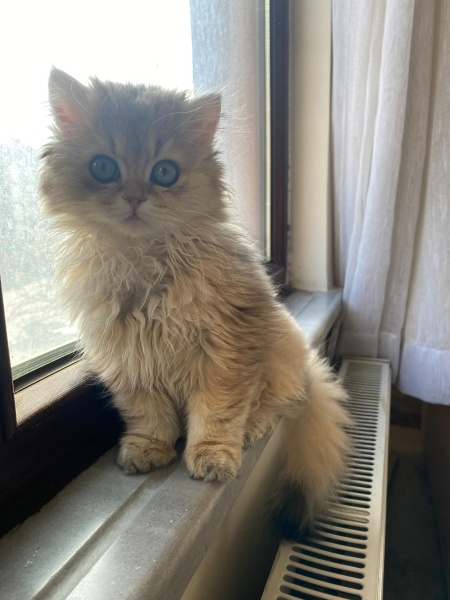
[[0, 0, 193, 147]]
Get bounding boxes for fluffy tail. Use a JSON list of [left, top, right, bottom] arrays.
[[269, 351, 351, 539]]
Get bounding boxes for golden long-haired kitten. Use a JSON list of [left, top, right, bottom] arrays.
[[40, 68, 350, 538]]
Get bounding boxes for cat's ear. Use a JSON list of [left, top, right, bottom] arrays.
[[48, 67, 89, 133], [187, 94, 221, 147]]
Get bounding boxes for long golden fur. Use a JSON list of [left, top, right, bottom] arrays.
[[40, 68, 350, 537]]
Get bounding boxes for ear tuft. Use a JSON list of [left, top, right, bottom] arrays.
[[187, 93, 221, 147], [48, 67, 89, 132]]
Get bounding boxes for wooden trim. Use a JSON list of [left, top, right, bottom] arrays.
[[0, 280, 16, 443], [0, 368, 122, 535], [15, 361, 87, 427], [270, 0, 290, 269]]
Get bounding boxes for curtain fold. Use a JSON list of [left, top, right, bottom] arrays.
[[332, 0, 450, 405]]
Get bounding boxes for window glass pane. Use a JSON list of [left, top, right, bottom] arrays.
[[0, 0, 266, 381], [191, 0, 267, 244]]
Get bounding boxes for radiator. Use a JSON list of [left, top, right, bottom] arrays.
[[261, 357, 391, 600]]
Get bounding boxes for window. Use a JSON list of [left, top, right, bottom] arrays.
[[0, 0, 288, 534]]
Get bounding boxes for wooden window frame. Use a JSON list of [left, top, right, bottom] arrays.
[[269, 0, 289, 273]]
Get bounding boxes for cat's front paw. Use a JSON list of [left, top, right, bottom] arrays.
[[118, 435, 177, 474], [184, 442, 241, 483]]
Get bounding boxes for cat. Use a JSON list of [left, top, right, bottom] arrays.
[[39, 67, 351, 539]]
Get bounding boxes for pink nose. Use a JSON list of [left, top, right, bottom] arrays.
[[123, 196, 147, 213]]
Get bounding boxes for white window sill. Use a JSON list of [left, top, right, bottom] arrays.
[[0, 289, 342, 600]]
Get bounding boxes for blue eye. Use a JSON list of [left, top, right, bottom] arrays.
[[89, 155, 120, 184], [150, 159, 179, 188]]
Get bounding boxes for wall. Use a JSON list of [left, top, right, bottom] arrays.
[[288, 0, 333, 292]]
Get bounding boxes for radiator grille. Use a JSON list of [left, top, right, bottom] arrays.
[[261, 357, 391, 600]]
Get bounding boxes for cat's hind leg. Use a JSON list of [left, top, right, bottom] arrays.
[[243, 408, 279, 448], [114, 389, 180, 474]]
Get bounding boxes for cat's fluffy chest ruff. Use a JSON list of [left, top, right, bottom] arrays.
[[72, 236, 220, 395]]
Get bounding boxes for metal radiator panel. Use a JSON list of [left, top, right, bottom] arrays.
[[261, 357, 391, 600]]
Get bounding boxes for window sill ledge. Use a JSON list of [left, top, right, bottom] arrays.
[[0, 289, 342, 600]]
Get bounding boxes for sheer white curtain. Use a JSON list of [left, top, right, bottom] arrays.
[[332, 0, 450, 405]]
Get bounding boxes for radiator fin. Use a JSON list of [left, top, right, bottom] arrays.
[[261, 357, 390, 600]]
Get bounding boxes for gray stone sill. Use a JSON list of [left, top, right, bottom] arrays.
[[0, 289, 342, 600]]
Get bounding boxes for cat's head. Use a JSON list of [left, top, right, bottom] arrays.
[[40, 68, 225, 241]]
